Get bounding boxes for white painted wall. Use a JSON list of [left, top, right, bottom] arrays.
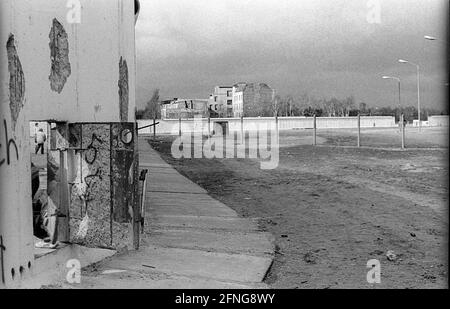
[[1, 0, 137, 288], [428, 115, 449, 127], [138, 116, 396, 135]]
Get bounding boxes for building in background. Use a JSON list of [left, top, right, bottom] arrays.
[[208, 86, 233, 118], [161, 99, 208, 119], [232, 83, 275, 117]]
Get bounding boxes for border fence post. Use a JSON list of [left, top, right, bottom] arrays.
[[313, 115, 317, 146], [241, 116, 244, 143], [153, 117, 156, 140], [179, 116, 182, 137], [401, 114, 405, 149], [357, 114, 361, 147], [208, 116, 211, 136], [275, 115, 279, 144]]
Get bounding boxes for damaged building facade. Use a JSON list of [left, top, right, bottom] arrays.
[[0, 0, 140, 288]]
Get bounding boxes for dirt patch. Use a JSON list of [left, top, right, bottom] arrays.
[[148, 131, 448, 289]]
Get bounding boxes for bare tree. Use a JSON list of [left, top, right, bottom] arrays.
[[144, 89, 160, 119]]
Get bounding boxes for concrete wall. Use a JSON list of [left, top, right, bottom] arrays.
[[428, 115, 449, 127], [138, 116, 396, 135], [1, 0, 137, 288]]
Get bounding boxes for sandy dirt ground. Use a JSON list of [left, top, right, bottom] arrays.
[[148, 126, 448, 289]]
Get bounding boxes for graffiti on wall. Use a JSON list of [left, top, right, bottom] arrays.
[[67, 123, 137, 249], [70, 124, 112, 248], [0, 119, 19, 168], [6, 34, 25, 130]]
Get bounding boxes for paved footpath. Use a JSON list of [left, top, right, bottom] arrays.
[[67, 137, 274, 289]]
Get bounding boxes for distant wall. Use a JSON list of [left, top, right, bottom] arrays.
[[138, 116, 396, 135], [428, 116, 449, 127]]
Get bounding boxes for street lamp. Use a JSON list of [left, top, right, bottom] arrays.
[[382, 75, 401, 107], [399, 59, 421, 131], [382, 75, 405, 148], [424, 35, 438, 41], [424, 35, 448, 44]]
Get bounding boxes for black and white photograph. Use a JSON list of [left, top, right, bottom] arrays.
[[0, 0, 448, 294]]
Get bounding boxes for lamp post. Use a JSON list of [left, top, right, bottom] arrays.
[[399, 59, 421, 131], [383, 76, 405, 148], [382, 75, 401, 108], [424, 35, 448, 44]]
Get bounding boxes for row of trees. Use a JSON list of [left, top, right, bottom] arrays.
[[136, 89, 161, 120], [265, 93, 448, 122], [137, 89, 448, 122]]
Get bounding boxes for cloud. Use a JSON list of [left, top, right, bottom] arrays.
[[136, 0, 448, 110]]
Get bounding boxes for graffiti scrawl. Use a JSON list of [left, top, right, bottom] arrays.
[[0, 119, 19, 167]]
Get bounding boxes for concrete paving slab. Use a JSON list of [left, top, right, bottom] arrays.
[[146, 229, 274, 257], [96, 246, 273, 283], [148, 173, 207, 194], [68, 273, 264, 289], [147, 195, 239, 217], [150, 215, 261, 232]]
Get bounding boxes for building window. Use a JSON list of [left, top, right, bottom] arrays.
[[227, 90, 232, 97], [214, 96, 217, 102], [227, 100, 232, 105]]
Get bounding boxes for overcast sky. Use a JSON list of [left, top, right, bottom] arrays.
[[136, 0, 448, 110]]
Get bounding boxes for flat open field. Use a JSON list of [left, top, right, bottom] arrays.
[[148, 126, 448, 289]]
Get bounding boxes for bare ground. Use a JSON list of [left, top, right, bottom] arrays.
[[147, 127, 448, 289]]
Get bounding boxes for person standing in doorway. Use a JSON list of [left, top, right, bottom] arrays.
[[35, 128, 46, 155]]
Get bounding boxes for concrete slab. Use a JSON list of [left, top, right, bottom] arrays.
[[29, 245, 116, 288], [148, 201, 238, 217], [147, 173, 207, 194], [150, 215, 261, 232], [94, 246, 273, 284], [66, 273, 264, 289], [146, 229, 274, 257]]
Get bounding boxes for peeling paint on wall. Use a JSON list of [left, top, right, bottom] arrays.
[[6, 34, 25, 130], [49, 19, 71, 94], [118, 57, 129, 122]]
